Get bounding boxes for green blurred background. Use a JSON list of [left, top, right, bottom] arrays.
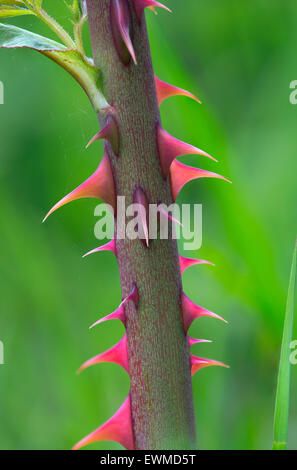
[[0, 0, 297, 450]]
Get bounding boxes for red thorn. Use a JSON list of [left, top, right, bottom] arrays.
[[111, 0, 137, 65], [157, 126, 216, 177], [73, 395, 134, 450], [158, 205, 183, 227], [148, 5, 157, 14], [125, 282, 139, 309], [86, 116, 120, 155], [83, 238, 116, 258], [133, 187, 150, 247], [43, 152, 115, 222], [181, 292, 227, 332], [90, 304, 126, 329], [188, 336, 212, 348], [170, 159, 231, 201], [155, 75, 200, 106], [78, 334, 129, 373], [133, 0, 171, 20], [90, 284, 138, 329], [191, 354, 229, 376], [179, 255, 214, 275]]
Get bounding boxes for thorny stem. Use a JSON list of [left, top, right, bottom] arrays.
[[86, 0, 197, 450]]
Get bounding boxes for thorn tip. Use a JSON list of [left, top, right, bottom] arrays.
[[73, 395, 134, 450], [155, 75, 200, 106], [157, 126, 216, 177]]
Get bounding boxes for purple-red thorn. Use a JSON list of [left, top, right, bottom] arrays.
[[133, 0, 171, 21], [170, 159, 231, 201], [157, 126, 217, 178], [90, 284, 138, 329], [155, 75, 200, 106], [42, 152, 115, 222], [78, 334, 129, 373], [179, 255, 214, 275], [158, 205, 183, 227], [191, 354, 229, 376], [181, 292, 227, 332], [83, 238, 116, 258], [133, 187, 150, 247], [86, 116, 120, 155], [125, 282, 139, 310], [147, 5, 157, 14], [90, 304, 126, 329], [188, 336, 212, 348], [73, 395, 134, 450], [111, 0, 137, 65]]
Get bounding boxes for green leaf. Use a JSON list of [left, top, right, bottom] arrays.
[[0, 6, 35, 18], [0, 1, 25, 5], [0, 22, 108, 112], [72, 0, 82, 21], [272, 239, 297, 450], [0, 21, 67, 49]]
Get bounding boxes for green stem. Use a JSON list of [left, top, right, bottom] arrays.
[[86, 0, 196, 450], [73, 16, 86, 55], [32, 4, 75, 49]]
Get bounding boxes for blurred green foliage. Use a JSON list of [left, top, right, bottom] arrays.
[[0, 0, 296, 450]]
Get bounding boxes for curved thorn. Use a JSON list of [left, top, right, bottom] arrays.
[[83, 238, 116, 258], [155, 75, 200, 106], [188, 336, 212, 348], [43, 152, 115, 222], [120, 25, 137, 65], [148, 5, 157, 14], [133, 187, 150, 247], [78, 335, 128, 373], [111, 0, 137, 65], [191, 354, 229, 376], [158, 205, 183, 227], [133, 0, 171, 20], [157, 126, 217, 177], [73, 395, 134, 450], [181, 292, 227, 332], [90, 304, 126, 329], [125, 282, 139, 309], [86, 116, 120, 155], [179, 255, 214, 275], [90, 284, 138, 329], [170, 159, 231, 201]]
